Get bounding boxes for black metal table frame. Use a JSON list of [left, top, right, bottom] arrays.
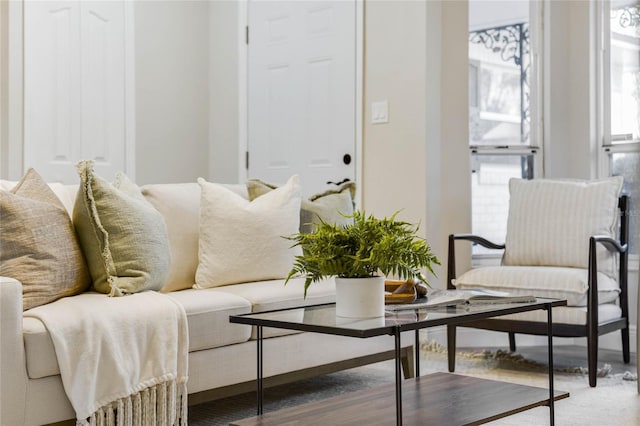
[[231, 298, 566, 426]]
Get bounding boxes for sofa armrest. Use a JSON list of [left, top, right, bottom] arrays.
[[1, 276, 28, 425]]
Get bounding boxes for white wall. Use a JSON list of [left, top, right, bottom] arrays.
[[544, 0, 597, 179], [208, 1, 242, 184], [0, 0, 23, 181], [0, 0, 5, 178], [134, 0, 210, 184], [361, 1, 471, 288], [362, 2, 429, 226]]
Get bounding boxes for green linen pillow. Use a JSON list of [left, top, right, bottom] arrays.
[[247, 179, 356, 233], [0, 168, 91, 310], [72, 160, 171, 296]]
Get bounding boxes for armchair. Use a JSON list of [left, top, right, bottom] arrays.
[[446, 177, 630, 387]]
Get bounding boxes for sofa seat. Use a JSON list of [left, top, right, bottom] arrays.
[[23, 289, 255, 379], [167, 289, 253, 351], [211, 277, 336, 339], [454, 266, 620, 307]]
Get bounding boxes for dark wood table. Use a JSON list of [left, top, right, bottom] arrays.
[[229, 298, 568, 426]]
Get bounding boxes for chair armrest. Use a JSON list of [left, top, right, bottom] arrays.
[[592, 235, 627, 254], [450, 233, 506, 250], [447, 234, 505, 289], [587, 235, 629, 333]]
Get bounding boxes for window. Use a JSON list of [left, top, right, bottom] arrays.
[[600, 1, 640, 255], [468, 1, 541, 256]]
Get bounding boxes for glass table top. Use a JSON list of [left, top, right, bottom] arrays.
[[229, 298, 566, 338]]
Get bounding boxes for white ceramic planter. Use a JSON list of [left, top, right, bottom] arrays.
[[335, 276, 385, 318]]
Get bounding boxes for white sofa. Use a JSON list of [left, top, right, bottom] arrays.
[[0, 177, 412, 425]]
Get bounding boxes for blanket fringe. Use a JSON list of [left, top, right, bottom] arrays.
[[78, 379, 188, 426]]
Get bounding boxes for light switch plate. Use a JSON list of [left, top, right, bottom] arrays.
[[371, 100, 389, 124]]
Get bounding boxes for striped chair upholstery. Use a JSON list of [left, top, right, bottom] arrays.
[[447, 177, 630, 387]]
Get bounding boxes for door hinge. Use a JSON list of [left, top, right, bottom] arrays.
[[245, 26, 249, 45], [245, 151, 249, 170]]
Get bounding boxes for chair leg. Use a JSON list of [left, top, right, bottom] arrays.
[[447, 325, 456, 372], [622, 327, 630, 364], [508, 332, 516, 352], [588, 329, 598, 387]]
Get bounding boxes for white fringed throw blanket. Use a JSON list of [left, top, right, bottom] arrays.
[[25, 291, 189, 426]]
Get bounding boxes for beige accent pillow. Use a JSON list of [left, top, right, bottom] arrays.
[[72, 161, 171, 295], [195, 175, 302, 288], [504, 177, 623, 278], [142, 183, 201, 292], [0, 169, 90, 310], [141, 183, 251, 292], [247, 179, 355, 233]]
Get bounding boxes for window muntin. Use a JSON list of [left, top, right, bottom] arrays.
[[610, 3, 640, 143], [471, 153, 534, 255], [601, 1, 639, 256], [610, 151, 639, 254], [469, 1, 539, 257], [469, 23, 530, 147]]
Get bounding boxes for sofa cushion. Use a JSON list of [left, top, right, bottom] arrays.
[[503, 177, 623, 278], [247, 179, 356, 233], [168, 289, 252, 351], [210, 277, 336, 338], [0, 179, 78, 216], [195, 175, 302, 289], [141, 183, 249, 292], [22, 289, 254, 379], [73, 161, 171, 295], [453, 266, 620, 307], [0, 169, 90, 310]]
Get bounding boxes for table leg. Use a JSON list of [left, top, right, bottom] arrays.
[[415, 329, 420, 377], [547, 306, 555, 426], [257, 325, 264, 416], [395, 328, 403, 426]]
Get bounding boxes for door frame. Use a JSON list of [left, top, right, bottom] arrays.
[[239, 0, 364, 207]]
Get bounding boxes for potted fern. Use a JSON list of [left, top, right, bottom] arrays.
[[286, 211, 440, 318]]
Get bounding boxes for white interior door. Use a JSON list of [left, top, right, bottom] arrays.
[[24, 1, 130, 183], [247, 0, 356, 196]]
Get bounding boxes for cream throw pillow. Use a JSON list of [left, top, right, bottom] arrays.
[[142, 183, 251, 292], [0, 168, 90, 310], [504, 177, 623, 278], [195, 175, 302, 288], [72, 161, 171, 295], [247, 179, 355, 233]]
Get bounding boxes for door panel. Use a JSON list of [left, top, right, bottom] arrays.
[[248, 0, 356, 196], [24, 1, 127, 183]]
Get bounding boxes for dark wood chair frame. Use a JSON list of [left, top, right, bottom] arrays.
[[446, 195, 630, 387]]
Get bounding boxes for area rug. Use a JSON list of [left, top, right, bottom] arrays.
[[419, 341, 639, 426], [189, 341, 639, 425]]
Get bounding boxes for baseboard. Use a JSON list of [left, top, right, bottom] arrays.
[[421, 324, 637, 354]]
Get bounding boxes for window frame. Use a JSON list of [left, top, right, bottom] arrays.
[[596, 0, 640, 266], [469, 1, 544, 262]]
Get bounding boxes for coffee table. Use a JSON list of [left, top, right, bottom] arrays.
[[229, 298, 568, 425]]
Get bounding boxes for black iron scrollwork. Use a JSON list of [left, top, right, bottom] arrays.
[[615, 4, 639, 29], [469, 23, 529, 66], [469, 23, 530, 144]]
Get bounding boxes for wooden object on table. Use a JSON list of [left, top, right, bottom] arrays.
[[385, 279, 428, 304]]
